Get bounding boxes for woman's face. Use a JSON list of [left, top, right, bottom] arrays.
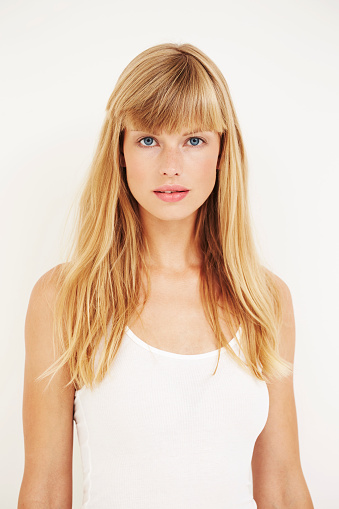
[[122, 122, 221, 223]]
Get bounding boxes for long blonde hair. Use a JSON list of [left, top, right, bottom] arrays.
[[39, 42, 292, 389]]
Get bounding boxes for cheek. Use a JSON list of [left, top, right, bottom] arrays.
[[124, 155, 148, 189], [193, 155, 218, 187]]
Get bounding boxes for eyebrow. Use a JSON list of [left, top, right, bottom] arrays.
[[130, 129, 208, 136]]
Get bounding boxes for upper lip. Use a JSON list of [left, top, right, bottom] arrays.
[[153, 185, 189, 192]]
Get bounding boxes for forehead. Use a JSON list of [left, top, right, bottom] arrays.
[[123, 117, 218, 136], [120, 82, 226, 134], [125, 126, 217, 136]]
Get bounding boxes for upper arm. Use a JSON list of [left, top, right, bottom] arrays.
[[252, 272, 313, 507], [18, 265, 74, 509]]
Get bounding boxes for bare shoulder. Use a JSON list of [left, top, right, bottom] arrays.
[[263, 268, 295, 358], [252, 270, 314, 506], [18, 262, 74, 507], [29, 262, 68, 307], [262, 266, 292, 299], [24, 263, 70, 359]]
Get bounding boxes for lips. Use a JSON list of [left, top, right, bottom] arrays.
[[153, 185, 189, 192], [154, 189, 189, 202]]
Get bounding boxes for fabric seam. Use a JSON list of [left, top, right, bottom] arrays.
[[76, 391, 92, 508]]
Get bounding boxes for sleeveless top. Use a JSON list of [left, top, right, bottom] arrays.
[[74, 325, 269, 508]]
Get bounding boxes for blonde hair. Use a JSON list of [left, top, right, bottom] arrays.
[[39, 42, 293, 390]]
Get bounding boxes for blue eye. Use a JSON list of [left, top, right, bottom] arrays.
[[188, 137, 203, 146], [140, 137, 155, 146]]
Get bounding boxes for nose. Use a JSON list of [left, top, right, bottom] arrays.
[[159, 146, 182, 176]]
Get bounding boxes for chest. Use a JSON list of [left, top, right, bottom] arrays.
[[74, 346, 269, 508], [128, 270, 236, 355]]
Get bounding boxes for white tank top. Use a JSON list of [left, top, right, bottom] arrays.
[[74, 325, 269, 508]]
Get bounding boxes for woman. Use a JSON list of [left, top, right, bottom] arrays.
[[18, 43, 314, 508]]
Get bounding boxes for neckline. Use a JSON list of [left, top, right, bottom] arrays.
[[124, 325, 241, 359]]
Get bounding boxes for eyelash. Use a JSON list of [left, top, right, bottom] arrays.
[[137, 136, 205, 148]]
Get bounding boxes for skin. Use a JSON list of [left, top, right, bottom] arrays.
[[122, 122, 220, 271], [18, 123, 314, 508], [18, 266, 74, 509], [251, 276, 314, 507]]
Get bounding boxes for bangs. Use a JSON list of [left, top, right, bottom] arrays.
[[119, 54, 227, 134]]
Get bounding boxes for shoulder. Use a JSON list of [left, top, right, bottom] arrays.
[[29, 263, 68, 310], [32, 262, 68, 294], [262, 266, 292, 298], [263, 267, 296, 364], [19, 263, 74, 505], [263, 267, 294, 323], [252, 273, 311, 504], [25, 263, 70, 355]]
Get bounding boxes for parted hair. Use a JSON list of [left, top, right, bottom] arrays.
[[38, 42, 293, 389]]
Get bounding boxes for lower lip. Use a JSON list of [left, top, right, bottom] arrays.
[[153, 191, 189, 202]]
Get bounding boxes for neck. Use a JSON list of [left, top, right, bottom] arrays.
[[141, 211, 202, 273]]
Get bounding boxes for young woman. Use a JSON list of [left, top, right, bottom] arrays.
[[18, 43, 314, 508]]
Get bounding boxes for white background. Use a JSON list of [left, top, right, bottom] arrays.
[[1, 0, 338, 507]]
